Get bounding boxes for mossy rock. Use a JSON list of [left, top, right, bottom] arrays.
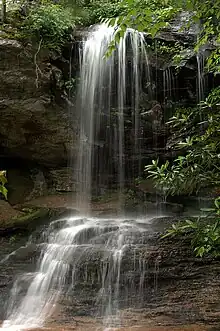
[[12, 207, 49, 227], [0, 202, 78, 235], [0, 207, 50, 234], [0, 206, 76, 234]]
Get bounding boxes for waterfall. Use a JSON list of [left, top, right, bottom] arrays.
[[163, 67, 175, 103], [76, 25, 151, 214], [0, 25, 152, 331], [1, 217, 154, 330], [196, 50, 205, 103]]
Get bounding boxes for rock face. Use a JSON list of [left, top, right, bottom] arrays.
[[57, 227, 220, 329], [0, 38, 79, 202], [0, 39, 77, 167]]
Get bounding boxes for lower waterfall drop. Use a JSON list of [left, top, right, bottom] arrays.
[[1, 217, 154, 330]]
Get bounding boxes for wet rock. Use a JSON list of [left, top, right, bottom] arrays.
[[65, 233, 220, 326], [141, 103, 163, 121], [48, 168, 76, 192], [136, 179, 162, 196], [0, 215, 220, 328], [0, 97, 77, 167], [157, 202, 184, 214], [7, 168, 48, 205], [0, 37, 80, 202]]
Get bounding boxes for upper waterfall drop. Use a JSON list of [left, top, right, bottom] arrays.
[[76, 24, 151, 214]]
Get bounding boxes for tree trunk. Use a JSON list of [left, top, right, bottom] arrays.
[[2, 0, 6, 23]]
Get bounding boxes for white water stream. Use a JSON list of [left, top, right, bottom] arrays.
[[1, 216, 154, 330], [76, 25, 151, 213]]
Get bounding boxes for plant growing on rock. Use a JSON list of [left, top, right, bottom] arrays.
[[22, 4, 74, 49], [145, 87, 220, 257], [145, 87, 220, 196], [0, 170, 8, 200], [162, 197, 220, 257]]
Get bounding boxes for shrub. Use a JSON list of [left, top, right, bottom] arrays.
[[23, 4, 74, 49]]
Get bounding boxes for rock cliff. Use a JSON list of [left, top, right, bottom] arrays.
[[0, 38, 78, 203]]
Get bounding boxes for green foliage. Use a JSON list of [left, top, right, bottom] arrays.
[[22, 4, 74, 49], [146, 87, 220, 258], [106, 0, 220, 73], [64, 77, 81, 94], [150, 41, 184, 56], [207, 48, 220, 75], [3, 0, 126, 48], [145, 40, 187, 66], [105, 0, 178, 56], [84, 0, 123, 24], [145, 87, 220, 196], [162, 197, 220, 257], [0, 170, 7, 200], [9, 234, 19, 244]]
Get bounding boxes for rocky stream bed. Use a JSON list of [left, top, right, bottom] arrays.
[[0, 204, 220, 331]]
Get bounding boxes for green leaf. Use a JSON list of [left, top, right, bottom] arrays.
[[195, 246, 205, 257], [185, 220, 198, 229], [200, 208, 215, 212], [0, 185, 7, 200], [214, 197, 220, 209]]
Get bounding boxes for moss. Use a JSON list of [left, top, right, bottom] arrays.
[[0, 207, 49, 232], [12, 207, 49, 226], [0, 205, 77, 236]]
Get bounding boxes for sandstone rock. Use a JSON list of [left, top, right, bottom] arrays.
[[0, 37, 80, 202], [60, 226, 220, 327], [0, 38, 78, 169]]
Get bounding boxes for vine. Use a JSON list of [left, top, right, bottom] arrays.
[[34, 38, 43, 88]]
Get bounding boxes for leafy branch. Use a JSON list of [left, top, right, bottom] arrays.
[[162, 197, 220, 257]]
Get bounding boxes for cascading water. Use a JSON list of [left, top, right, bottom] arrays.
[[163, 67, 175, 104], [1, 217, 154, 331], [1, 25, 153, 331], [196, 49, 206, 103], [195, 22, 206, 105], [76, 25, 151, 213]]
